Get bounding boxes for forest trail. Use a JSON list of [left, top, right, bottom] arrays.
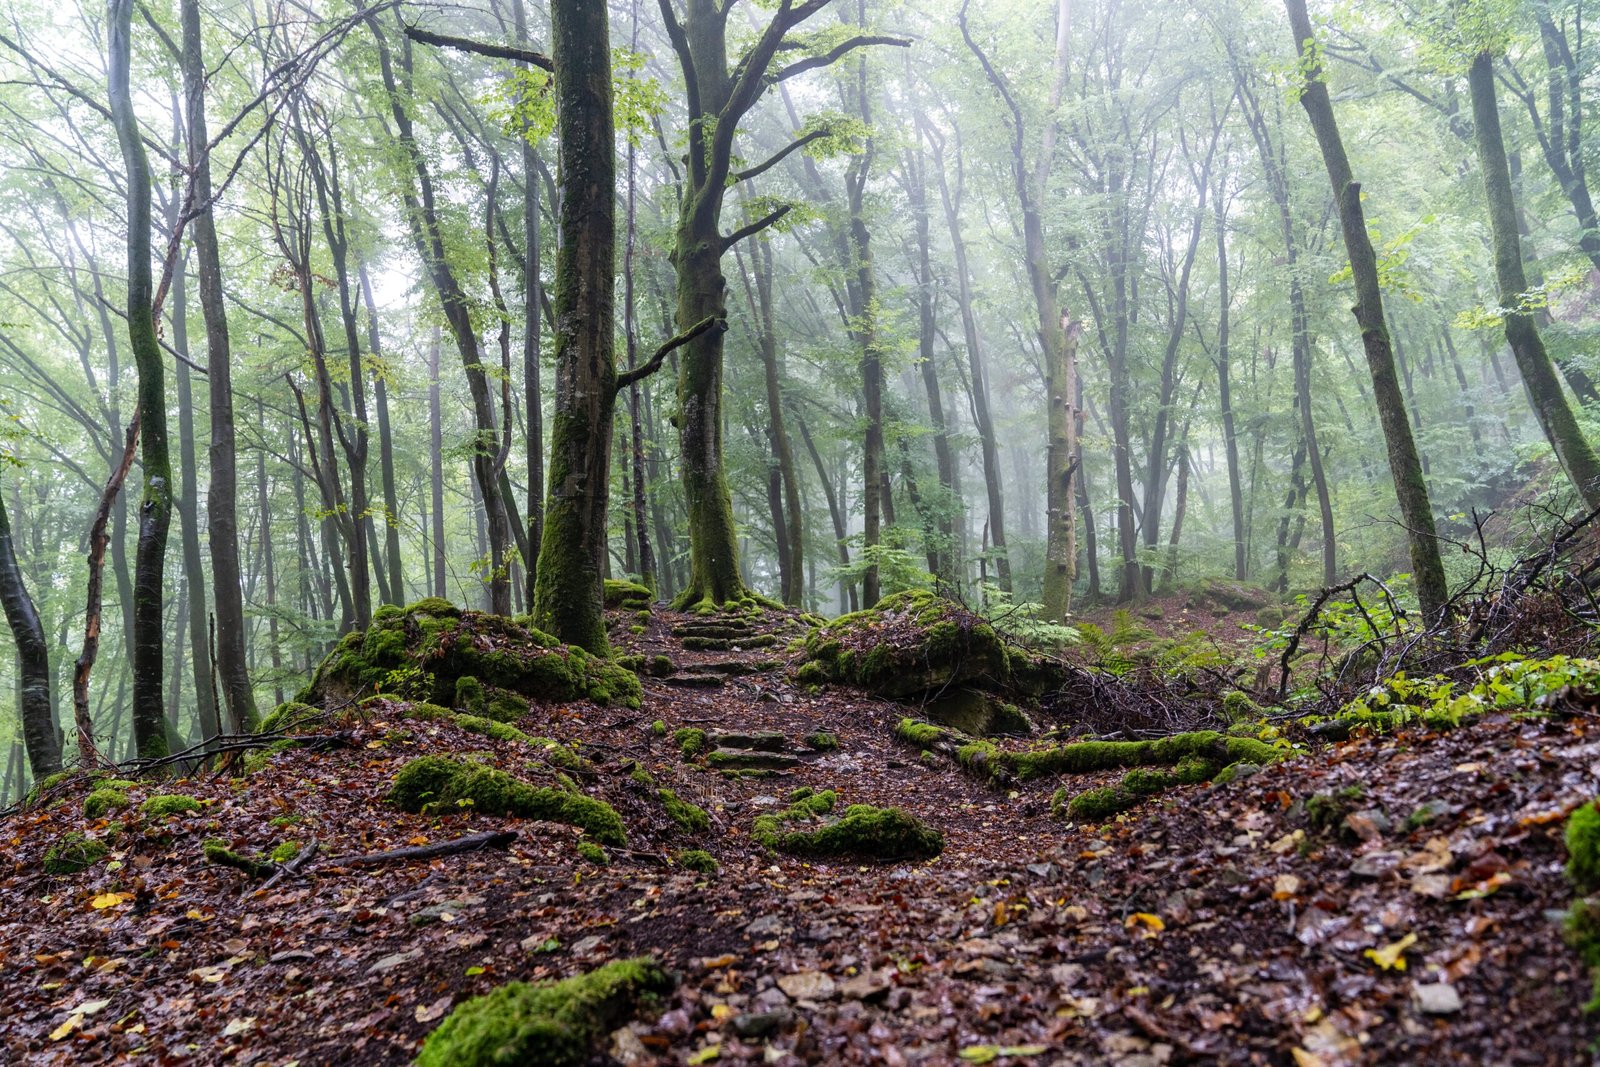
[[2, 602, 1597, 1066]]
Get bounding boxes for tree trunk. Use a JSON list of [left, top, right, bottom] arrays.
[[1215, 188, 1247, 581], [109, 0, 171, 759], [0, 485, 59, 777], [512, 0, 545, 609], [532, 0, 615, 653], [1469, 51, 1600, 507]]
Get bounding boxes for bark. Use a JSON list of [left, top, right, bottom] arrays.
[[428, 327, 447, 599], [798, 417, 856, 613], [0, 484, 59, 777], [1286, 0, 1449, 622], [750, 234, 804, 605], [254, 398, 285, 708], [512, 0, 545, 609], [622, 51, 657, 595], [109, 0, 171, 760], [1469, 52, 1600, 507], [1214, 186, 1247, 581], [532, 0, 616, 653], [358, 266, 405, 604]]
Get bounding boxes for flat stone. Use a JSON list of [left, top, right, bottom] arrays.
[[745, 914, 788, 936], [708, 730, 787, 751], [706, 748, 798, 770], [409, 900, 470, 926], [1412, 981, 1463, 1014], [365, 949, 421, 976], [839, 971, 892, 1001], [665, 673, 725, 689], [1349, 850, 1402, 878], [776, 971, 836, 1001], [731, 1010, 793, 1038]]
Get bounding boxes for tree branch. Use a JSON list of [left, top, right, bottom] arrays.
[[403, 24, 552, 71], [773, 34, 911, 83], [733, 128, 828, 183], [721, 203, 792, 251], [614, 316, 726, 393]]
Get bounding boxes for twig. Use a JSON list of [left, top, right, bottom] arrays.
[[324, 830, 519, 867]]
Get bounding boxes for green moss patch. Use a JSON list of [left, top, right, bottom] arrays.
[[575, 840, 609, 865], [659, 789, 709, 833], [388, 756, 626, 847], [416, 957, 673, 1067], [203, 839, 276, 879], [673, 727, 707, 759], [43, 832, 109, 875], [83, 788, 130, 820], [603, 579, 653, 612], [1564, 801, 1600, 1010], [141, 794, 204, 818], [675, 849, 718, 874], [751, 790, 941, 861], [908, 725, 1285, 785], [1055, 755, 1224, 822], [304, 602, 641, 711]]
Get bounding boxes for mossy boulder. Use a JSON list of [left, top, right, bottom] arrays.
[[797, 591, 1009, 699], [751, 789, 942, 861], [921, 687, 1033, 737], [416, 958, 673, 1067], [304, 600, 641, 710], [388, 756, 626, 847], [43, 832, 109, 875], [603, 579, 653, 612], [675, 849, 718, 874], [84, 787, 131, 820], [659, 789, 709, 833], [257, 701, 319, 734], [1568, 801, 1600, 895], [141, 794, 204, 818]]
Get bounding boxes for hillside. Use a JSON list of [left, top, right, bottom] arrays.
[[3, 596, 1598, 1066]]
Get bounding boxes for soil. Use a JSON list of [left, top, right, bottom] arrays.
[[3, 603, 1598, 1066]]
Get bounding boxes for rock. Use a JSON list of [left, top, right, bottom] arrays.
[[776, 971, 837, 1001], [794, 591, 1010, 700], [746, 914, 788, 936], [1412, 981, 1463, 1014], [708, 730, 788, 752], [665, 673, 725, 689], [1344, 809, 1391, 842], [706, 749, 799, 771], [731, 1011, 794, 1038], [920, 687, 1033, 737], [365, 949, 421, 976], [839, 971, 892, 1001], [1349, 850, 1402, 878], [608, 1026, 652, 1066], [409, 900, 470, 926], [570, 935, 605, 955]]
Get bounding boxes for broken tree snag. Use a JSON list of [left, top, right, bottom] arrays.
[[326, 830, 519, 868]]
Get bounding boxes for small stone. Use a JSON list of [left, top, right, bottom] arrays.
[[365, 949, 421, 976], [1349, 851, 1402, 878], [1412, 981, 1462, 1014], [570, 935, 604, 955], [609, 1026, 651, 1066], [746, 914, 787, 936], [839, 971, 891, 1001], [409, 900, 468, 927], [731, 1010, 793, 1038], [776, 971, 836, 1001]]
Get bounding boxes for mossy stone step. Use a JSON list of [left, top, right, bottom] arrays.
[[664, 673, 726, 689], [707, 729, 787, 752], [696, 659, 777, 676], [672, 622, 757, 639], [706, 748, 799, 771], [682, 634, 777, 652]]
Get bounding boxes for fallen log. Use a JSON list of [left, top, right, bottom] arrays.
[[325, 830, 519, 867]]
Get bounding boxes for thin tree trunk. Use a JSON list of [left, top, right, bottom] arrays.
[[0, 485, 59, 777]]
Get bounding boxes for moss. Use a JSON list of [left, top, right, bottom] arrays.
[[659, 789, 710, 833], [650, 719, 667, 736], [674, 727, 707, 759], [675, 849, 718, 874], [270, 841, 301, 863], [603, 579, 653, 611], [257, 701, 318, 734], [797, 591, 1010, 698], [964, 730, 1287, 784], [649, 655, 675, 677], [415, 957, 673, 1067], [628, 625, 646, 635], [203, 839, 276, 879], [455, 676, 488, 716], [407, 596, 461, 618], [754, 802, 942, 861], [1222, 691, 1264, 723], [1567, 802, 1600, 894], [43, 832, 109, 875], [388, 757, 626, 847], [142, 794, 204, 818], [575, 840, 609, 865], [1306, 786, 1365, 834], [83, 788, 129, 819], [894, 718, 948, 747], [804, 731, 839, 751], [1122, 768, 1174, 796], [1065, 786, 1138, 821]]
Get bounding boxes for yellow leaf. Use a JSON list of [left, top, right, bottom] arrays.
[[48, 1016, 82, 1041], [1291, 1049, 1326, 1067], [1125, 913, 1165, 937], [1273, 874, 1302, 900], [1364, 932, 1418, 971], [90, 892, 131, 910], [710, 1004, 734, 1021], [687, 1047, 721, 1065]]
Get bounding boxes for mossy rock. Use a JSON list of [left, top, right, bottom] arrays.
[[603, 579, 653, 612], [388, 756, 626, 847], [257, 701, 319, 734], [305, 603, 641, 710], [575, 840, 609, 866], [84, 788, 130, 820], [921, 687, 1033, 737], [797, 591, 1010, 699], [675, 849, 718, 874], [673, 727, 707, 759], [1221, 691, 1264, 724], [659, 789, 709, 833], [751, 790, 942, 861], [416, 958, 674, 1067], [43, 832, 109, 875], [1568, 802, 1600, 895]]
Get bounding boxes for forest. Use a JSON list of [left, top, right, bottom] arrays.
[[4, 0, 1600, 1062]]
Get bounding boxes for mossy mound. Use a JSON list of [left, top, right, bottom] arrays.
[[1055, 755, 1221, 821], [921, 687, 1033, 736], [673, 727, 707, 759], [303, 599, 641, 710], [43, 832, 109, 875], [675, 848, 718, 874], [751, 789, 941, 861], [659, 789, 710, 833], [391, 702, 582, 768], [84, 786, 131, 819], [416, 957, 673, 1067], [603, 579, 653, 612], [257, 701, 319, 734], [1564, 801, 1600, 1010], [796, 591, 1009, 700], [1188, 577, 1276, 613], [141, 794, 204, 818], [388, 756, 626, 847]]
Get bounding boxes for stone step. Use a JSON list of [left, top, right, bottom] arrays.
[[671, 622, 757, 639], [696, 659, 779, 677], [663, 673, 725, 689], [706, 748, 799, 771], [707, 729, 787, 752], [682, 634, 777, 652]]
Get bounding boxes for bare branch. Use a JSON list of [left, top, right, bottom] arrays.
[[721, 203, 792, 251], [733, 127, 827, 184], [403, 23, 552, 71], [773, 34, 911, 83], [614, 315, 726, 393]]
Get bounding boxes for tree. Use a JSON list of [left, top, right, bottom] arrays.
[[107, 0, 171, 759], [1285, 0, 1450, 622], [0, 475, 58, 778]]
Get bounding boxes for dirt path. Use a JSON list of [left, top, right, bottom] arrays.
[[2, 606, 1596, 1065]]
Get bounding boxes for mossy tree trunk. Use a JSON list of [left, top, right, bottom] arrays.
[[108, 0, 171, 760], [532, 0, 616, 654], [0, 484, 58, 778], [1469, 51, 1600, 508], [1286, 0, 1450, 623]]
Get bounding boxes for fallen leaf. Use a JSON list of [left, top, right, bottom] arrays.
[[89, 892, 131, 910], [1273, 873, 1302, 899], [48, 1016, 81, 1042], [414, 997, 452, 1024], [1125, 913, 1164, 937], [1364, 932, 1418, 971]]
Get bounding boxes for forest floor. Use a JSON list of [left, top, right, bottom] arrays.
[[3, 603, 1599, 1065]]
